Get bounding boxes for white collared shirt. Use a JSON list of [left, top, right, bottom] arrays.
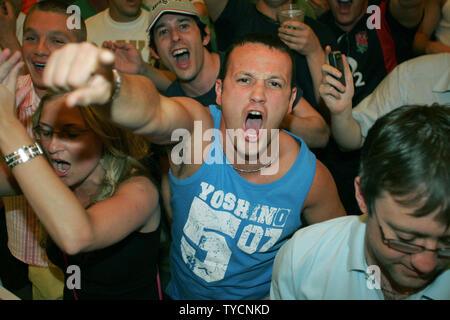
[[270, 215, 450, 300], [352, 53, 450, 137]]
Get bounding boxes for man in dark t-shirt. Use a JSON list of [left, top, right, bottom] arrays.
[[321, 0, 423, 105], [147, 1, 221, 105], [163, 51, 223, 106], [318, 0, 424, 215]]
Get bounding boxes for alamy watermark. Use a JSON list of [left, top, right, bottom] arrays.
[[66, 5, 81, 30], [366, 265, 381, 290], [66, 264, 81, 290], [366, 5, 382, 30]]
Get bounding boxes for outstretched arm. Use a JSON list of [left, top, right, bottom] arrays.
[[0, 49, 160, 254], [0, 1, 21, 53], [43, 42, 209, 145], [0, 48, 23, 196], [103, 41, 176, 92], [0, 113, 160, 255], [278, 20, 325, 104]]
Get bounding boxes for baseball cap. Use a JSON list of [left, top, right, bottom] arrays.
[[147, 0, 200, 33]]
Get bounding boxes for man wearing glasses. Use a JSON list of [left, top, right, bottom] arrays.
[[271, 104, 450, 300]]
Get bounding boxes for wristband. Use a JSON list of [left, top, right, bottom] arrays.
[[4, 142, 44, 169]]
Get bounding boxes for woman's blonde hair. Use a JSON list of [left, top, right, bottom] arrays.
[[32, 92, 152, 205]]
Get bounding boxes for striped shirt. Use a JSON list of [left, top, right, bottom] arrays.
[[3, 75, 49, 267]]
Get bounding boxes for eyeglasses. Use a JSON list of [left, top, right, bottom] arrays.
[[374, 210, 450, 258], [34, 125, 90, 142]]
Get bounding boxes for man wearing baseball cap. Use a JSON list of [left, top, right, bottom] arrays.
[[146, 0, 221, 105], [145, 2, 222, 292], [144, 0, 222, 235]]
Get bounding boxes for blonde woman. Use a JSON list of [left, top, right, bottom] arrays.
[[0, 62, 161, 299]]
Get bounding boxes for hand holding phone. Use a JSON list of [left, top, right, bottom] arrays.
[[328, 51, 346, 87]]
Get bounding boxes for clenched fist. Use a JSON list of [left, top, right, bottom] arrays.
[[43, 42, 117, 107]]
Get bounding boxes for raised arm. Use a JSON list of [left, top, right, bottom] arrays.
[[390, 0, 425, 28], [0, 51, 160, 254], [102, 41, 176, 92], [319, 47, 363, 151], [278, 20, 326, 104], [0, 1, 22, 53], [0, 102, 160, 255], [0, 48, 24, 196], [413, 0, 450, 54], [43, 42, 209, 145], [281, 96, 330, 148], [203, 0, 228, 22]]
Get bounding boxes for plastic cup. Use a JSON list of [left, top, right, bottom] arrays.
[[277, 4, 305, 25]]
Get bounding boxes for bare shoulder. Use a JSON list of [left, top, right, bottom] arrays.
[[304, 160, 334, 204], [116, 175, 159, 203], [116, 175, 161, 233], [83, 174, 161, 246], [279, 131, 301, 159], [171, 96, 215, 128], [168, 100, 216, 179], [302, 160, 346, 225], [272, 131, 301, 179], [310, 160, 334, 190]]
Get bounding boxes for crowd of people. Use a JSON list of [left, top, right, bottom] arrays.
[[0, 0, 448, 300]]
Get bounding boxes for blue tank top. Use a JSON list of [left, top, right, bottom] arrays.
[[167, 105, 316, 299]]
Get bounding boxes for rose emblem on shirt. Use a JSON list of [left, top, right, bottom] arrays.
[[355, 31, 368, 54]]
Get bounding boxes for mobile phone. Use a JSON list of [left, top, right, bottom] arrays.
[[328, 51, 346, 87]]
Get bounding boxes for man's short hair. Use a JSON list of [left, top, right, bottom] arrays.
[[359, 104, 450, 225], [146, 0, 206, 53], [148, 14, 207, 53], [24, 0, 87, 42], [218, 33, 297, 89]]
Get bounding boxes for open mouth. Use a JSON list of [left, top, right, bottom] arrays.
[[244, 110, 264, 142], [172, 48, 190, 68], [338, 0, 353, 11], [33, 62, 46, 70], [338, 0, 353, 5], [52, 159, 71, 176]]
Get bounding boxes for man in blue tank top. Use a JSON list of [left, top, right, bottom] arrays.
[[43, 33, 346, 299]]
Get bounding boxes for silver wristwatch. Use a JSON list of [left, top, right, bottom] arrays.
[[4, 142, 44, 169]]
